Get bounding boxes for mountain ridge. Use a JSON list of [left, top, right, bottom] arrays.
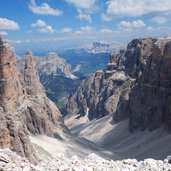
[[66, 37, 171, 133], [0, 37, 68, 163]]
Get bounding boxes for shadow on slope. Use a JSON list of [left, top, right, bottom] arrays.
[[65, 115, 171, 160]]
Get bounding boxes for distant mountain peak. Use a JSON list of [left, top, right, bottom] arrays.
[[36, 52, 77, 79], [78, 41, 123, 54]]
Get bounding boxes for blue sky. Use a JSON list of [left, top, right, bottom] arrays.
[[0, 0, 171, 53]]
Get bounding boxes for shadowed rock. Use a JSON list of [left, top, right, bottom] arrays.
[[66, 37, 171, 133]]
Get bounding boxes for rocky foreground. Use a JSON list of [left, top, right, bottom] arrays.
[[0, 149, 171, 171]]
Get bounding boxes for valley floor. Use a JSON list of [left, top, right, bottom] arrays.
[[65, 114, 171, 160], [28, 113, 171, 161], [30, 132, 114, 161], [1, 115, 171, 170]]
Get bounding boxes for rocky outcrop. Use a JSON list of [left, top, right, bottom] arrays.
[[66, 38, 156, 120], [128, 38, 171, 132], [18, 52, 77, 81], [0, 38, 22, 112], [1, 149, 171, 171], [17, 52, 78, 115], [0, 38, 67, 163], [19, 51, 67, 136], [0, 38, 37, 162], [36, 52, 76, 79], [23, 51, 45, 95], [66, 52, 134, 120], [67, 37, 171, 133]]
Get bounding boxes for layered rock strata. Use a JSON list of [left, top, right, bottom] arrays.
[[66, 55, 134, 120], [0, 38, 67, 163], [128, 38, 171, 132], [67, 37, 171, 132]]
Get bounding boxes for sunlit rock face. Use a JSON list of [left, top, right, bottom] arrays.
[[0, 38, 23, 112], [23, 51, 45, 96], [0, 37, 68, 163]]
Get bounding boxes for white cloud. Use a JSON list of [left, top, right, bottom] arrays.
[[75, 30, 83, 35], [101, 14, 111, 22], [74, 26, 95, 35], [146, 26, 154, 30], [79, 26, 95, 32], [103, 0, 171, 20], [151, 16, 168, 24], [0, 18, 19, 30], [61, 28, 73, 33], [31, 19, 47, 27], [31, 19, 54, 34], [100, 28, 113, 33], [119, 20, 146, 28], [0, 31, 8, 36], [37, 26, 54, 33], [29, 0, 63, 16], [66, 0, 96, 10], [77, 9, 92, 22]]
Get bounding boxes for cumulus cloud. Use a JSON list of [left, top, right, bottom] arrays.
[[31, 19, 47, 27], [103, 0, 171, 20], [79, 26, 95, 32], [100, 28, 113, 33], [77, 9, 92, 23], [119, 20, 146, 28], [37, 26, 54, 33], [66, 0, 96, 10], [61, 28, 73, 33], [31, 19, 54, 34], [74, 26, 95, 35], [66, 1, 96, 23], [0, 31, 8, 36], [0, 18, 19, 30], [29, 0, 63, 16], [151, 16, 168, 24]]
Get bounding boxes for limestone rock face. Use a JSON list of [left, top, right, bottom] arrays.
[[23, 51, 44, 95], [36, 52, 76, 79], [0, 111, 10, 149], [0, 38, 67, 163], [128, 39, 171, 132], [66, 37, 171, 133], [0, 38, 37, 163], [66, 53, 134, 120], [17, 52, 77, 81], [0, 38, 22, 112]]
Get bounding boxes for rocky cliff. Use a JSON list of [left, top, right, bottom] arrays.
[[0, 37, 67, 163], [66, 49, 134, 120], [128, 38, 171, 132], [36, 52, 76, 79], [18, 52, 78, 114], [18, 52, 77, 81], [66, 37, 171, 132]]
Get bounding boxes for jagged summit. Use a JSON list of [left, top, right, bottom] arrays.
[[0, 38, 67, 163], [66, 37, 171, 132], [23, 50, 45, 95], [0, 37, 22, 112], [36, 52, 76, 79]]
